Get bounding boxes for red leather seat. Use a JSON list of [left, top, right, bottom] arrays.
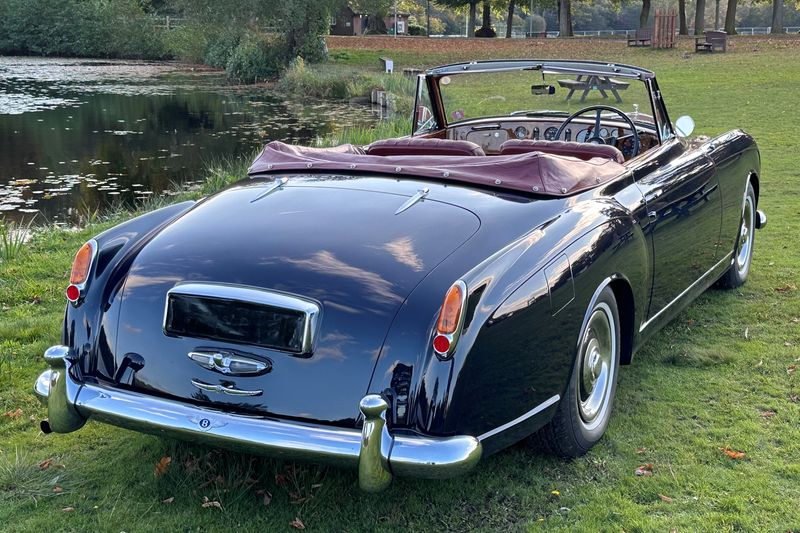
[[499, 139, 625, 164], [367, 138, 486, 157]]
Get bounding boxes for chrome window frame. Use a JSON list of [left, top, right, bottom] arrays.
[[164, 282, 322, 355]]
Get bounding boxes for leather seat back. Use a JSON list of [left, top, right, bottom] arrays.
[[499, 139, 625, 164], [367, 138, 486, 157]]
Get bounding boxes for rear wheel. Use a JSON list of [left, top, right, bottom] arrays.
[[531, 286, 620, 457], [717, 182, 756, 289]]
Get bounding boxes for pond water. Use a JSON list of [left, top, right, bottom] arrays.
[[0, 57, 383, 224]]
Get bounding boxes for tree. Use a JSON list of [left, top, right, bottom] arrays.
[[505, 0, 515, 37], [426, 0, 432, 35], [435, 0, 479, 36], [350, 0, 393, 33], [558, 0, 572, 36], [639, 0, 651, 28], [281, 0, 333, 60], [678, 0, 688, 34], [695, 0, 706, 34], [724, 0, 737, 34], [475, 0, 497, 35], [770, 0, 783, 32]]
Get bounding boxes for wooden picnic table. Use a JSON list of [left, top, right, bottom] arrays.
[[557, 75, 630, 104]]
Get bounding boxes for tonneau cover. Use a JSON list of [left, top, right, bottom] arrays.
[[248, 141, 627, 196]]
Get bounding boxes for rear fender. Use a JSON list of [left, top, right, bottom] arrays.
[[63, 201, 196, 379], [373, 198, 649, 439]]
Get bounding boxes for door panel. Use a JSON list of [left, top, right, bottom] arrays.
[[636, 145, 722, 318]]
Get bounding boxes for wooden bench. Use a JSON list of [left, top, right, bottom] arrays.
[[627, 28, 652, 47], [379, 56, 394, 73], [695, 30, 727, 52], [557, 75, 630, 103]]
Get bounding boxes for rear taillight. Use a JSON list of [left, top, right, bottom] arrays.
[[432, 280, 467, 359], [66, 240, 97, 304]]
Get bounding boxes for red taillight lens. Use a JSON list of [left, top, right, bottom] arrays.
[[433, 281, 467, 358], [432, 334, 451, 353], [65, 284, 81, 302], [70, 241, 94, 285]]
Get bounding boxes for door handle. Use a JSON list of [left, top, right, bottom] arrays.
[[191, 379, 262, 397], [643, 188, 663, 203]]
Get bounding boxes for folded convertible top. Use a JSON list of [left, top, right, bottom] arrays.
[[248, 141, 627, 196]]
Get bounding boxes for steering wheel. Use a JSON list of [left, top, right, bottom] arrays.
[[555, 105, 640, 157]]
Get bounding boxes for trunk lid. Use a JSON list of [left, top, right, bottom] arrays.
[[112, 181, 479, 425]]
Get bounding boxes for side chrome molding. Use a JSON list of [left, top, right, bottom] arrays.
[[477, 394, 561, 441]]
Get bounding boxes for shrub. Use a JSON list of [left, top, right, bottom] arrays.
[[475, 26, 497, 38], [0, 0, 167, 58], [0, 0, 168, 58], [204, 29, 243, 69], [164, 22, 209, 64], [226, 32, 290, 83], [408, 24, 427, 36]]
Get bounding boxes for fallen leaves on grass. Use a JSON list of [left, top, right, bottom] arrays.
[[38, 458, 54, 470], [201, 496, 223, 510], [2, 408, 23, 419], [659, 494, 673, 503], [719, 446, 746, 460], [62, 507, 74, 512], [775, 284, 797, 293], [789, 394, 799, 403], [635, 447, 647, 454], [550, 490, 560, 496], [635, 464, 654, 476], [53, 486, 63, 493], [153, 456, 171, 477], [788, 364, 796, 374], [290, 518, 306, 530], [162, 497, 174, 504], [760, 409, 776, 418]]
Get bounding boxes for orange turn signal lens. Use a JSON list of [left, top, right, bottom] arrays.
[[436, 282, 465, 335], [69, 241, 95, 285]]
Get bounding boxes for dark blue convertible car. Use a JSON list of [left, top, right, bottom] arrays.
[[35, 60, 765, 491]]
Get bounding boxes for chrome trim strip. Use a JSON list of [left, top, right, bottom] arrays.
[[394, 187, 429, 215], [35, 346, 482, 492], [165, 282, 321, 354], [190, 379, 263, 397], [477, 394, 561, 441], [639, 252, 733, 333]]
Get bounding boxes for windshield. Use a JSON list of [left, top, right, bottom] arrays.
[[438, 70, 655, 127]]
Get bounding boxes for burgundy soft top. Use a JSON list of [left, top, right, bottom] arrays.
[[248, 141, 627, 196]]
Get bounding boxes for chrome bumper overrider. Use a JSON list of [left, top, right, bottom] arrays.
[[33, 346, 481, 492]]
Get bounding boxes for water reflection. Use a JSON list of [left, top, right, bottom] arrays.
[[0, 57, 381, 223]]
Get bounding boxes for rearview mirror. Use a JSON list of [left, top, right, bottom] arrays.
[[675, 115, 695, 138], [531, 84, 556, 96]]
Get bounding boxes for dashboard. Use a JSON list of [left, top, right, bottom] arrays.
[[447, 118, 659, 160]]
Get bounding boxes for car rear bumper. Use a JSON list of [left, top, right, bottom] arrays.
[[34, 345, 481, 492]]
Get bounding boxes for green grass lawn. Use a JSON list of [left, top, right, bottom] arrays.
[[2, 37, 800, 531]]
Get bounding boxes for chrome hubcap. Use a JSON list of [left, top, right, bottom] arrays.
[[735, 195, 754, 275], [578, 303, 616, 430]]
